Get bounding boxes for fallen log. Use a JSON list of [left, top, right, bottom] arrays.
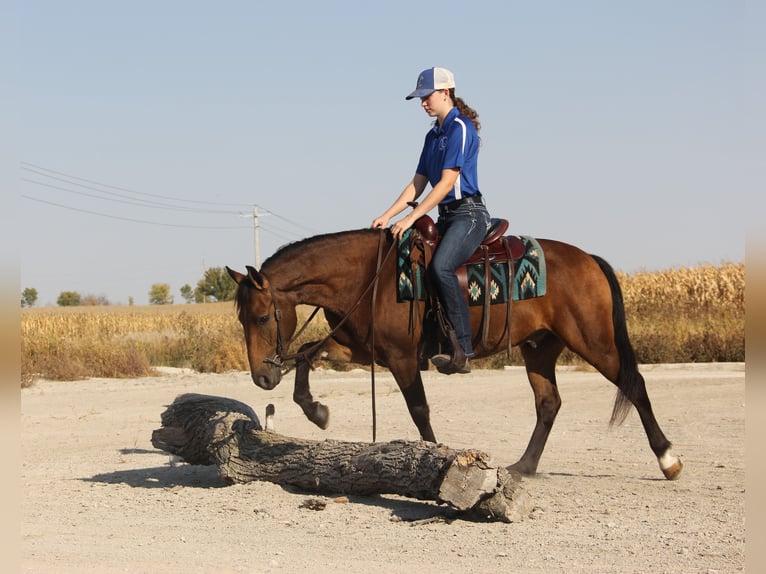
[[151, 393, 262, 465], [151, 393, 533, 523]]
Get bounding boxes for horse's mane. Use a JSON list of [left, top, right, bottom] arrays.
[[261, 228, 381, 272], [234, 228, 384, 312]]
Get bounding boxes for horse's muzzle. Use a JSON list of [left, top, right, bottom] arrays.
[[252, 366, 282, 390]]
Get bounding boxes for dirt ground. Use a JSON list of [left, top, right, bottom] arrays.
[[21, 363, 745, 573]]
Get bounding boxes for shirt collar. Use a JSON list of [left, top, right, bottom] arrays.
[[432, 106, 459, 134]]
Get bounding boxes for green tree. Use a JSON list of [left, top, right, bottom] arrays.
[[57, 291, 81, 307], [179, 284, 195, 304], [21, 287, 38, 308], [148, 283, 174, 305], [195, 267, 236, 302]]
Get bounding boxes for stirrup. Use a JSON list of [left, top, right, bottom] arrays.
[[431, 353, 470, 375]]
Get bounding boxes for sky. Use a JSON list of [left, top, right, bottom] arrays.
[[11, 0, 763, 306]]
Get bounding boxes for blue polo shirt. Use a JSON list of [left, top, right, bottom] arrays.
[[415, 106, 480, 204]]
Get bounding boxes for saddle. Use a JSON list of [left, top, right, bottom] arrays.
[[411, 216, 525, 265], [406, 215, 519, 367]]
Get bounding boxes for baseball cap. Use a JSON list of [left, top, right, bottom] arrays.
[[405, 67, 456, 100]]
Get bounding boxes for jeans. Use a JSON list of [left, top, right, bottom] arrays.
[[432, 201, 491, 357]]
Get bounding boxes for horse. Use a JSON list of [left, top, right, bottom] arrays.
[[226, 225, 683, 481]]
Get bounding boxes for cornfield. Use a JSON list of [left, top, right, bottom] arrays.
[[617, 262, 744, 314], [21, 262, 744, 386], [616, 262, 744, 364]]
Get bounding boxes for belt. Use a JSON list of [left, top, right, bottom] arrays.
[[438, 194, 483, 215]]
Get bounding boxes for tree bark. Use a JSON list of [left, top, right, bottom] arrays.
[[151, 393, 532, 523]]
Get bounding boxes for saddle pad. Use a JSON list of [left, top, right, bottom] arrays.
[[396, 232, 547, 303]]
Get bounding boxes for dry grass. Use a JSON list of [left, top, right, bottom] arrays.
[[618, 262, 744, 314], [21, 303, 328, 386], [21, 263, 744, 385], [617, 262, 744, 364]]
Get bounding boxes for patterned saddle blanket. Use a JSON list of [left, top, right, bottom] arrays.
[[396, 217, 547, 305]]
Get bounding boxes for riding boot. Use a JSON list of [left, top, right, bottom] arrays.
[[430, 326, 469, 374]]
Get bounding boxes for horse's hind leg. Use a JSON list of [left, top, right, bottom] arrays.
[[557, 339, 682, 479], [610, 367, 683, 480], [509, 333, 566, 476], [568, 333, 682, 480], [587, 254, 682, 479]]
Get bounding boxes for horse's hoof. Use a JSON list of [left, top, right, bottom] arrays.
[[507, 462, 537, 477], [661, 458, 683, 480], [311, 403, 330, 429]]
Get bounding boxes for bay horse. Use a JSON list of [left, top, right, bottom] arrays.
[[226, 226, 682, 480]]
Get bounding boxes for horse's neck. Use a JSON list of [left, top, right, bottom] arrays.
[[266, 230, 381, 309]]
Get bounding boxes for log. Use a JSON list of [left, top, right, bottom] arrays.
[[151, 393, 262, 465], [151, 393, 533, 523]]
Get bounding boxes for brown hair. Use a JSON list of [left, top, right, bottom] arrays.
[[449, 89, 480, 133]]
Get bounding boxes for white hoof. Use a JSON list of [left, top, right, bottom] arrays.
[[659, 451, 683, 480]]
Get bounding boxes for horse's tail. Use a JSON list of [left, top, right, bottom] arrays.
[[590, 254, 640, 426]]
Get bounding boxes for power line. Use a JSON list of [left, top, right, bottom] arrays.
[[20, 161, 253, 208], [22, 195, 252, 230], [21, 178, 242, 215], [259, 219, 309, 242], [20, 161, 321, 236]]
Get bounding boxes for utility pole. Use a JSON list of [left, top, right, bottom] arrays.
[[241, 207, 270, 268], [253, 206, 260, 268]]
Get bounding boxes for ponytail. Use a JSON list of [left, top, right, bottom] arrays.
[[449, 89, 481, 133]]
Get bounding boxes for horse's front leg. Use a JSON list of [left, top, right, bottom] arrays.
[[293, 339, 353, 429], [293, 351, 329, 429]]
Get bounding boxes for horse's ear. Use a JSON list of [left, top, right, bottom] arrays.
[[226, 266, 246, 285], [245, 265, 268, 291]]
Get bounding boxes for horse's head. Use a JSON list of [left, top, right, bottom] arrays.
[[226, 265, 297, 391]]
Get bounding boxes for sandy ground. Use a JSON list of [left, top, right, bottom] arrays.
[[21, 363, 745, 573]]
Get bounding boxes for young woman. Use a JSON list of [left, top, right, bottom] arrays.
[[372, 67, 491, 374]]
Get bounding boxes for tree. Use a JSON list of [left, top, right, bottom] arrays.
[[148, 283, 174, 305], [179, 284, 195, 304], [57, 291, 81, 307], [21, 287, 38, 308], [81, 293, 110, 306], [195, 266, 236, 302]]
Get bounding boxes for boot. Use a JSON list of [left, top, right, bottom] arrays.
[[430, 327, 470, 374], [430, 352, 470, 374]]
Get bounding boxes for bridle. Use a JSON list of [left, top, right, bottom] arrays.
[[254, 232, 397, 432], [260, 286, 321, 374]]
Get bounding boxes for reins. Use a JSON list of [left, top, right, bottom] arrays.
[[367, 233, 386, 441]]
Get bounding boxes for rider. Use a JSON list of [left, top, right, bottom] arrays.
[[372, 67, 491, 375]]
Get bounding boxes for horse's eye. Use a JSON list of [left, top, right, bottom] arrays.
[[257, 314, 270, 325]]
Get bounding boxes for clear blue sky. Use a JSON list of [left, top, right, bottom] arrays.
[[13, 1, 762, 306]]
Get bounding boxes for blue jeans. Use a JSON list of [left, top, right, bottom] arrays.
[[432, 201, 491, 357]]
